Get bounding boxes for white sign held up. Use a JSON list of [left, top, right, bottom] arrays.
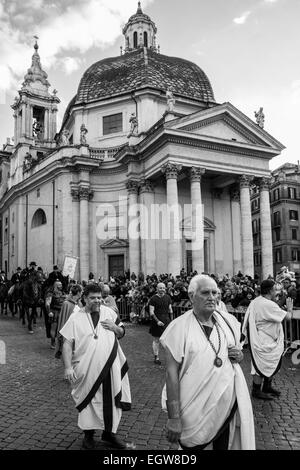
[[62, 256, 78, 279]]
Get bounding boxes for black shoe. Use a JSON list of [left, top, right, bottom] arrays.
[[102, 431, 126, 449], [54, 351, 62, 359], [82, 432, 95, 450], [252, 389, 274, 400], [154, 357, 161, 365], [263, 386, 281, 397], [262, 378, 281, 397]]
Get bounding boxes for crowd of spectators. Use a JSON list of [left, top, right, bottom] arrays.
[[93, 265, 300, 322]]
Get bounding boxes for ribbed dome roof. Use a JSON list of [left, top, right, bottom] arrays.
[[75, 48, 215, 105]]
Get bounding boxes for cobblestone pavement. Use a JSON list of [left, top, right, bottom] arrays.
[[0, 313, 299, 451]]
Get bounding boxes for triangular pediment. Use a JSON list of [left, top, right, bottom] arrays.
[[100, 238, 129, 249], [165, 102, 285, 151], [180, 216, 216, 231]]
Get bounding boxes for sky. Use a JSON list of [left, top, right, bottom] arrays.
[[0, 0, 299, 170]]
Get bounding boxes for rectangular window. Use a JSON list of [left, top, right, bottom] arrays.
[[37, 189, 40, 198], [292, 228, 298, 240], [103, 113, 122, 135], [11, 235, 14, 256], [275, 249, 282, 263], [273, 188, 280, 201], [288, 187, 297, 199], [273, 211, 281, 226], [291, 249, 300, 262], [4, 228, 7, 243], [252, 219, 258, 233], [289, 210, 299, 221], [274, 228, 281, 242]]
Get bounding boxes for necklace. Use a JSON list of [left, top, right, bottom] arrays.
[[193, 313, 223, 367], [86, 310, 100, 339]]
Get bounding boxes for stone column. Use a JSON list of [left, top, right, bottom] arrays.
[[139, 179, 156, 275], [51, 108, 58, 141], [25, 104, 30, 137], [230, 186, 242, 274], [126, 180, 140, 276], [190, 167, 205, 273], [44, 109, 49, 141], [259, 177, 273, 279], [78, 176, 94, 281], [29, 106, 33, 138], [21, 102, 26, 137], [239, 175, 254, 276], [161, 163, 182, 276], [13, 112, 18, 144], [70, 186, 80, 280]]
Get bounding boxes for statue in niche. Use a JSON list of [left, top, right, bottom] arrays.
[[128, 113, 138, 137], [254, 107, 265, 128], [23, 152, 33, 171], [80, 123, 88, 145], [60, 129, 70, 145], [166, 87, 176, 112], [32, 119, 44, 139]]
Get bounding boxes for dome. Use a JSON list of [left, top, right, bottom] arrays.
[[75, 48, 215, 105]]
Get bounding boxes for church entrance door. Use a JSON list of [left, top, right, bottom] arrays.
[[109, 254, 124, 278]]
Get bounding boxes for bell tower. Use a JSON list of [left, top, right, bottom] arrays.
[[11, 37, 60, 148], [122, 2, 158, 53]]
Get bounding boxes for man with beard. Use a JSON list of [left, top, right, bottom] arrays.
[[242, 279, 293, 400], [60, 284, 131, 450]]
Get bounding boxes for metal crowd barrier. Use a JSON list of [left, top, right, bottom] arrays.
[[283, 309, 300, 355], [115, 298, 300, 353]]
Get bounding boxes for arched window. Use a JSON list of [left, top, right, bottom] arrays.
[[144, 32, 148, 47], [133, 31, 138, 48], [31, 209, 47, 228]]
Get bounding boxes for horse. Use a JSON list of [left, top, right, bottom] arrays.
[[20, 271, 44, 333]]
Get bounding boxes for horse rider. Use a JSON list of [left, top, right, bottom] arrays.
[[0, 270, 8, 315]]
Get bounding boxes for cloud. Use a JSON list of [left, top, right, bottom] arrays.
[[233, 11, 251, 24], [60, 57, 82, 75], [0, 0, 154, 97], [264, 0, 278, 3]]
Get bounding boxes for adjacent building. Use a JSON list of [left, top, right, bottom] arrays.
[[251, 163, 300, 280]]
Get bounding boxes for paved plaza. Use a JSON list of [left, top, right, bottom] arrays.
[[0, 314, 299, 451]]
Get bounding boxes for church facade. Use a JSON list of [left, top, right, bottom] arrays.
[[0, 3, 284, 281]]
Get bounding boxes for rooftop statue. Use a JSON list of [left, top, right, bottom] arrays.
[[254, 107, 265, 128], [166, 87, 175, 112]]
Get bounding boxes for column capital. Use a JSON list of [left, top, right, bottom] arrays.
[[79, 186, 94, 201], [190, 166, 205, 182], [70, 188, 80, 202], [161, 162, 182, 180], [230, 185, 240, 202], [126, 180, 139, 195], [239, 174, 253, 189], [258, 177, 271, 191], [139, 178, 154, 194]]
